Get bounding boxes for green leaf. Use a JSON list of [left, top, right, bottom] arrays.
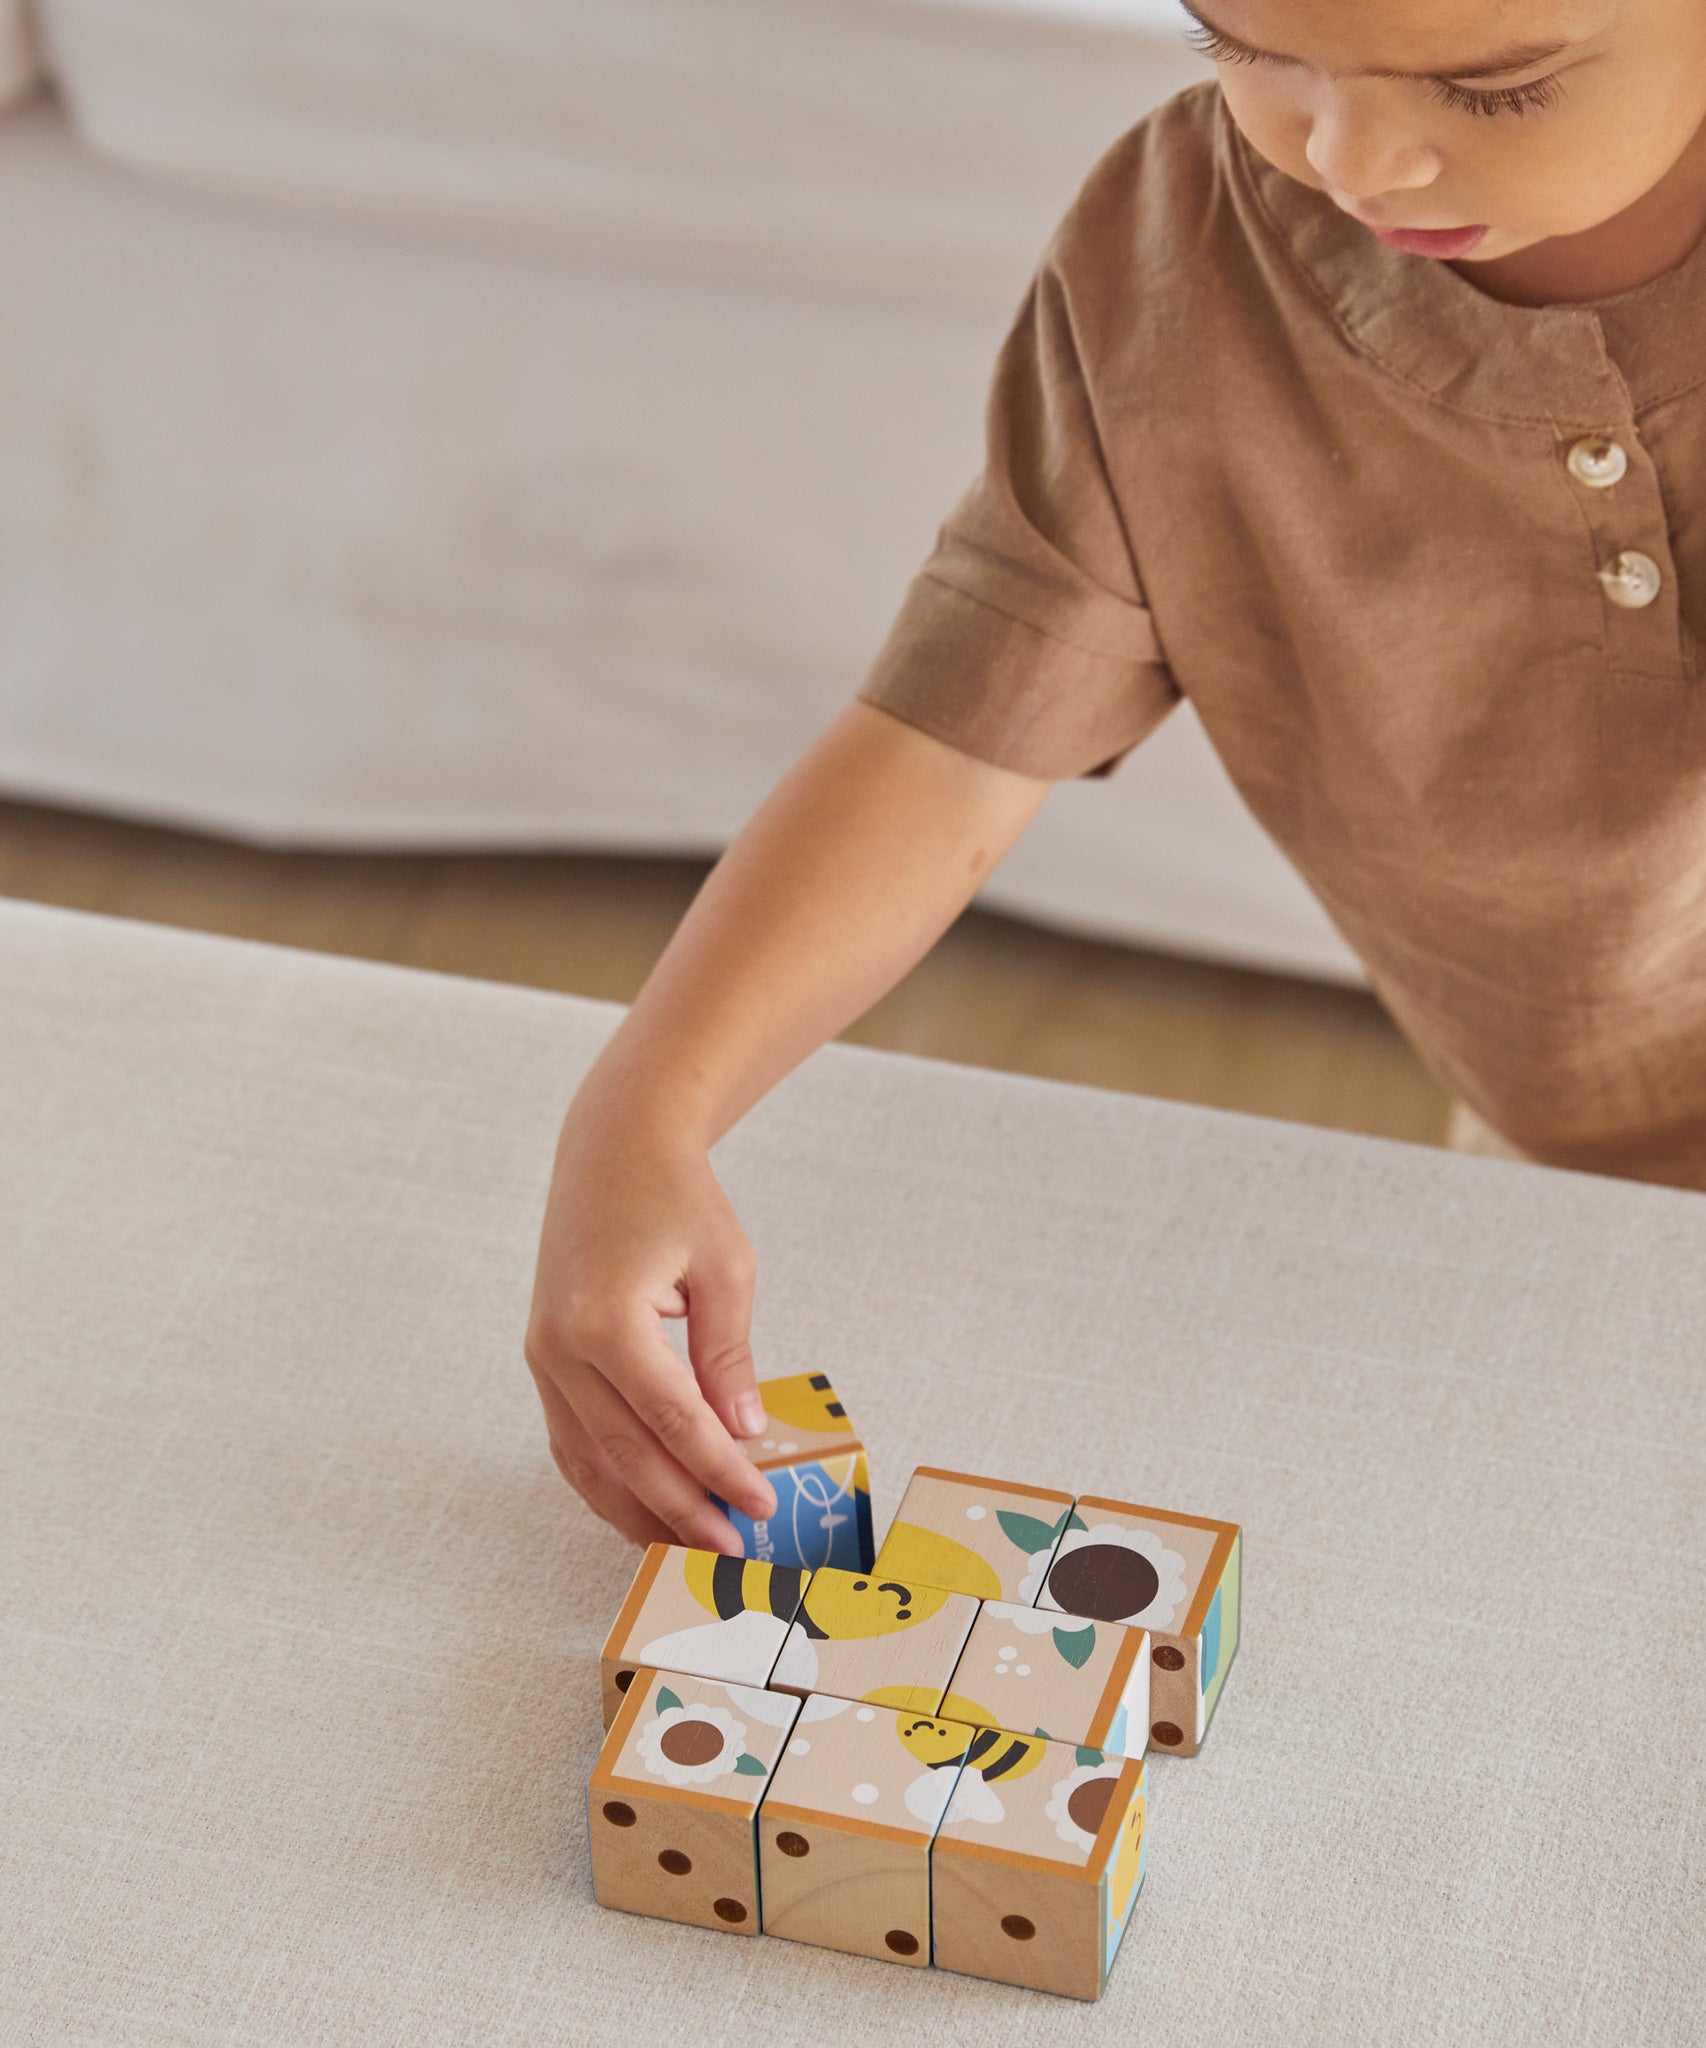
[[732, 1752, 768, 1776], [656, 1685, 683, 1715], [1053, 1624, 1097, 1670], [1034, 1726, 1052, 1741], [996, 1510, 1059, 1556], [1064, 1509, 1087, 1534], [1076, 1745, 1104, 1769]]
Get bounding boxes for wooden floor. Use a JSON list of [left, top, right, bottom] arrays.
[[0, 797, 1449, 1144]]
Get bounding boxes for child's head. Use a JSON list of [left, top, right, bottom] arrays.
[[1182, 0, 1706, 265]]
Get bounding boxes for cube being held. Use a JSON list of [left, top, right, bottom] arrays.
[[588, 1668, 800, 1935], [875, 1467, 1076, 1602], [943, 1599, 1150, 1759], [758, 1696, 969, 1964], [932, 1735, 1148, 2001], [599, 1543, 809, 1728], [769, 1566, 979, 1713], [1037, 1498, 1241, 1756], [711, 1370, 874, 1572]]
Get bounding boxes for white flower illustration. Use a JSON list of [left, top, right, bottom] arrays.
[[1014, 1548, 1060, 1605], [1044, 1525, 1189, 1628], [635, 1701, 748, 1787], [1000, 1604, 1062, 1637], [1046, 1763, 1122, 1852]]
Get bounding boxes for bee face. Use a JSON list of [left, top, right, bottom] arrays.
[[1110, 1788, 1147, 1920], [895, 1716, 971, 1769], [798, 1568, 949, 1640]]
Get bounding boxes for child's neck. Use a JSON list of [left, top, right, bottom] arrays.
[[1452, 112, 1706, 309]]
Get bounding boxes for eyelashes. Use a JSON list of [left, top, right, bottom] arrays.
[[1427, 74, 1565, 119], [1182, 22, 1264, 66], [1182, 22, 1567, 120]]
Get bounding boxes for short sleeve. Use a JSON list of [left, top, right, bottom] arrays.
[[857, 236, 1179, 780]]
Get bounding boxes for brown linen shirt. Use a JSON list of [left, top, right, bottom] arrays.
[[858, 79, 1706, 1189]]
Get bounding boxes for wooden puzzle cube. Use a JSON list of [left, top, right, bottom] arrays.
[[1036, 1497, 1241, 1756], [588, 1667, 800, 1936], [932, 1734, 1148, 2000], [942, 1599, 1150, 1759], [710, 1370, 874, 1572], [599, 1543, 810, 1728], [768, 1566, 979, 1712], [874, 1467, 1076, 1602], [758, 1696, 968, 1965]]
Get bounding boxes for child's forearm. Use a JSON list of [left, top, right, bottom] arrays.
[[570, 701, 1051, 1149], [527, 701, 1050, 1553]]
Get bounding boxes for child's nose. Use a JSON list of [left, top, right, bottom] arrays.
[[1304, 92, 1440, 204]]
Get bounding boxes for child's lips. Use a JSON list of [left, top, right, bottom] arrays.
[[1366, 222, 1491, 259]]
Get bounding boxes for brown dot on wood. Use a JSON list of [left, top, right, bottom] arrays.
[[776, 1831, 811, 1858], [1068, 1775, 1116, 1836], [601, 1801, 636, 1827], [1153, 1645, 1186, 1672], [713, 1898, 748, 1923], [1001, 1915, 1037, 1941], [614, 1669, 635, 1692], [660, 1718, 727, 1767], [1152, 1721, 1184, 1747], [658, 1849, 693, 1875], [884, 1930, 920, 1956], [1047, 1542, 1159, 1623]]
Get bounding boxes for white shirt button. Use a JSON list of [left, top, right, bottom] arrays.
[[1598, 549, 1661, 608], [1567, 436, 1628, 488]]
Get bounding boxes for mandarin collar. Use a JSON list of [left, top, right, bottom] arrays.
[[1219, 87, 1706, 427]]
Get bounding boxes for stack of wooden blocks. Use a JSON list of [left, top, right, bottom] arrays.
[[586, 1372, 1242, 2001]]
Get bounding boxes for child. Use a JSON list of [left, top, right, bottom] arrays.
[[527, 2, 1706, 1553]]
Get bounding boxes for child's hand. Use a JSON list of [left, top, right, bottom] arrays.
[[523, 706, 1047, 1554], [525, 1102, 777, 1555]]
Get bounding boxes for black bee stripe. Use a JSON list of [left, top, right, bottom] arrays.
[[981, 1735, 1032, 1781], [710, 1553, 748, 1620], [825, 1402, 846, 1418], [808, 1373, 831, 1390], [768, 1565, 804, 1619]]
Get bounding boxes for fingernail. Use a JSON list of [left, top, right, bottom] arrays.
[[746, 1481, 777, 1522], [712, 1525, 747, 1557], [734, 1393, 765, 1437]]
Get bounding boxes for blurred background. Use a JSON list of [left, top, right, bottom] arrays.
[[0, 0, 1445, 1143]]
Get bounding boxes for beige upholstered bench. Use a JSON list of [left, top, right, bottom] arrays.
[[1, 900, 1697, 2043]]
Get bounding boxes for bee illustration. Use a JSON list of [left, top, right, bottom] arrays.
[[895, 1716, 1046, 1824], [636, 1552, 805, 1682], [752, 1371, 854, 1437]]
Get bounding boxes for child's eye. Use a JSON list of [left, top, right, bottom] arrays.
[[1182, 22, 1263, 67], [1428, 73, 1566, 119], [1185, 22, 1567, 122]]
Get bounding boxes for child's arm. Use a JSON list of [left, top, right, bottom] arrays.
[[525, 699, 1050, 1552]]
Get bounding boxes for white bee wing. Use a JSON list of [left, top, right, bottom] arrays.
[[944, 1771, 1006, 1827], [636, 1610, 787, 1684], [767, 1624, 819, 1694], [905, 1768, 959, 1827]]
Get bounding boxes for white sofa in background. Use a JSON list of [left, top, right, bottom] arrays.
[[0, 0, 1361, 981]]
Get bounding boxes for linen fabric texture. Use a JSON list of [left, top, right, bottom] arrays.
[[860, 81, 1706, 1187], [4, 901, 1705, 2048]]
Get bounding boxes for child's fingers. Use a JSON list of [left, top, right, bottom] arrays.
[[684, 1236, 768, 1450], [550, 1332, 761, 1551], [593, 1305, 776, 1524], [549, 1366, 737, 1553], [531, 1368, 676, 1547]]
